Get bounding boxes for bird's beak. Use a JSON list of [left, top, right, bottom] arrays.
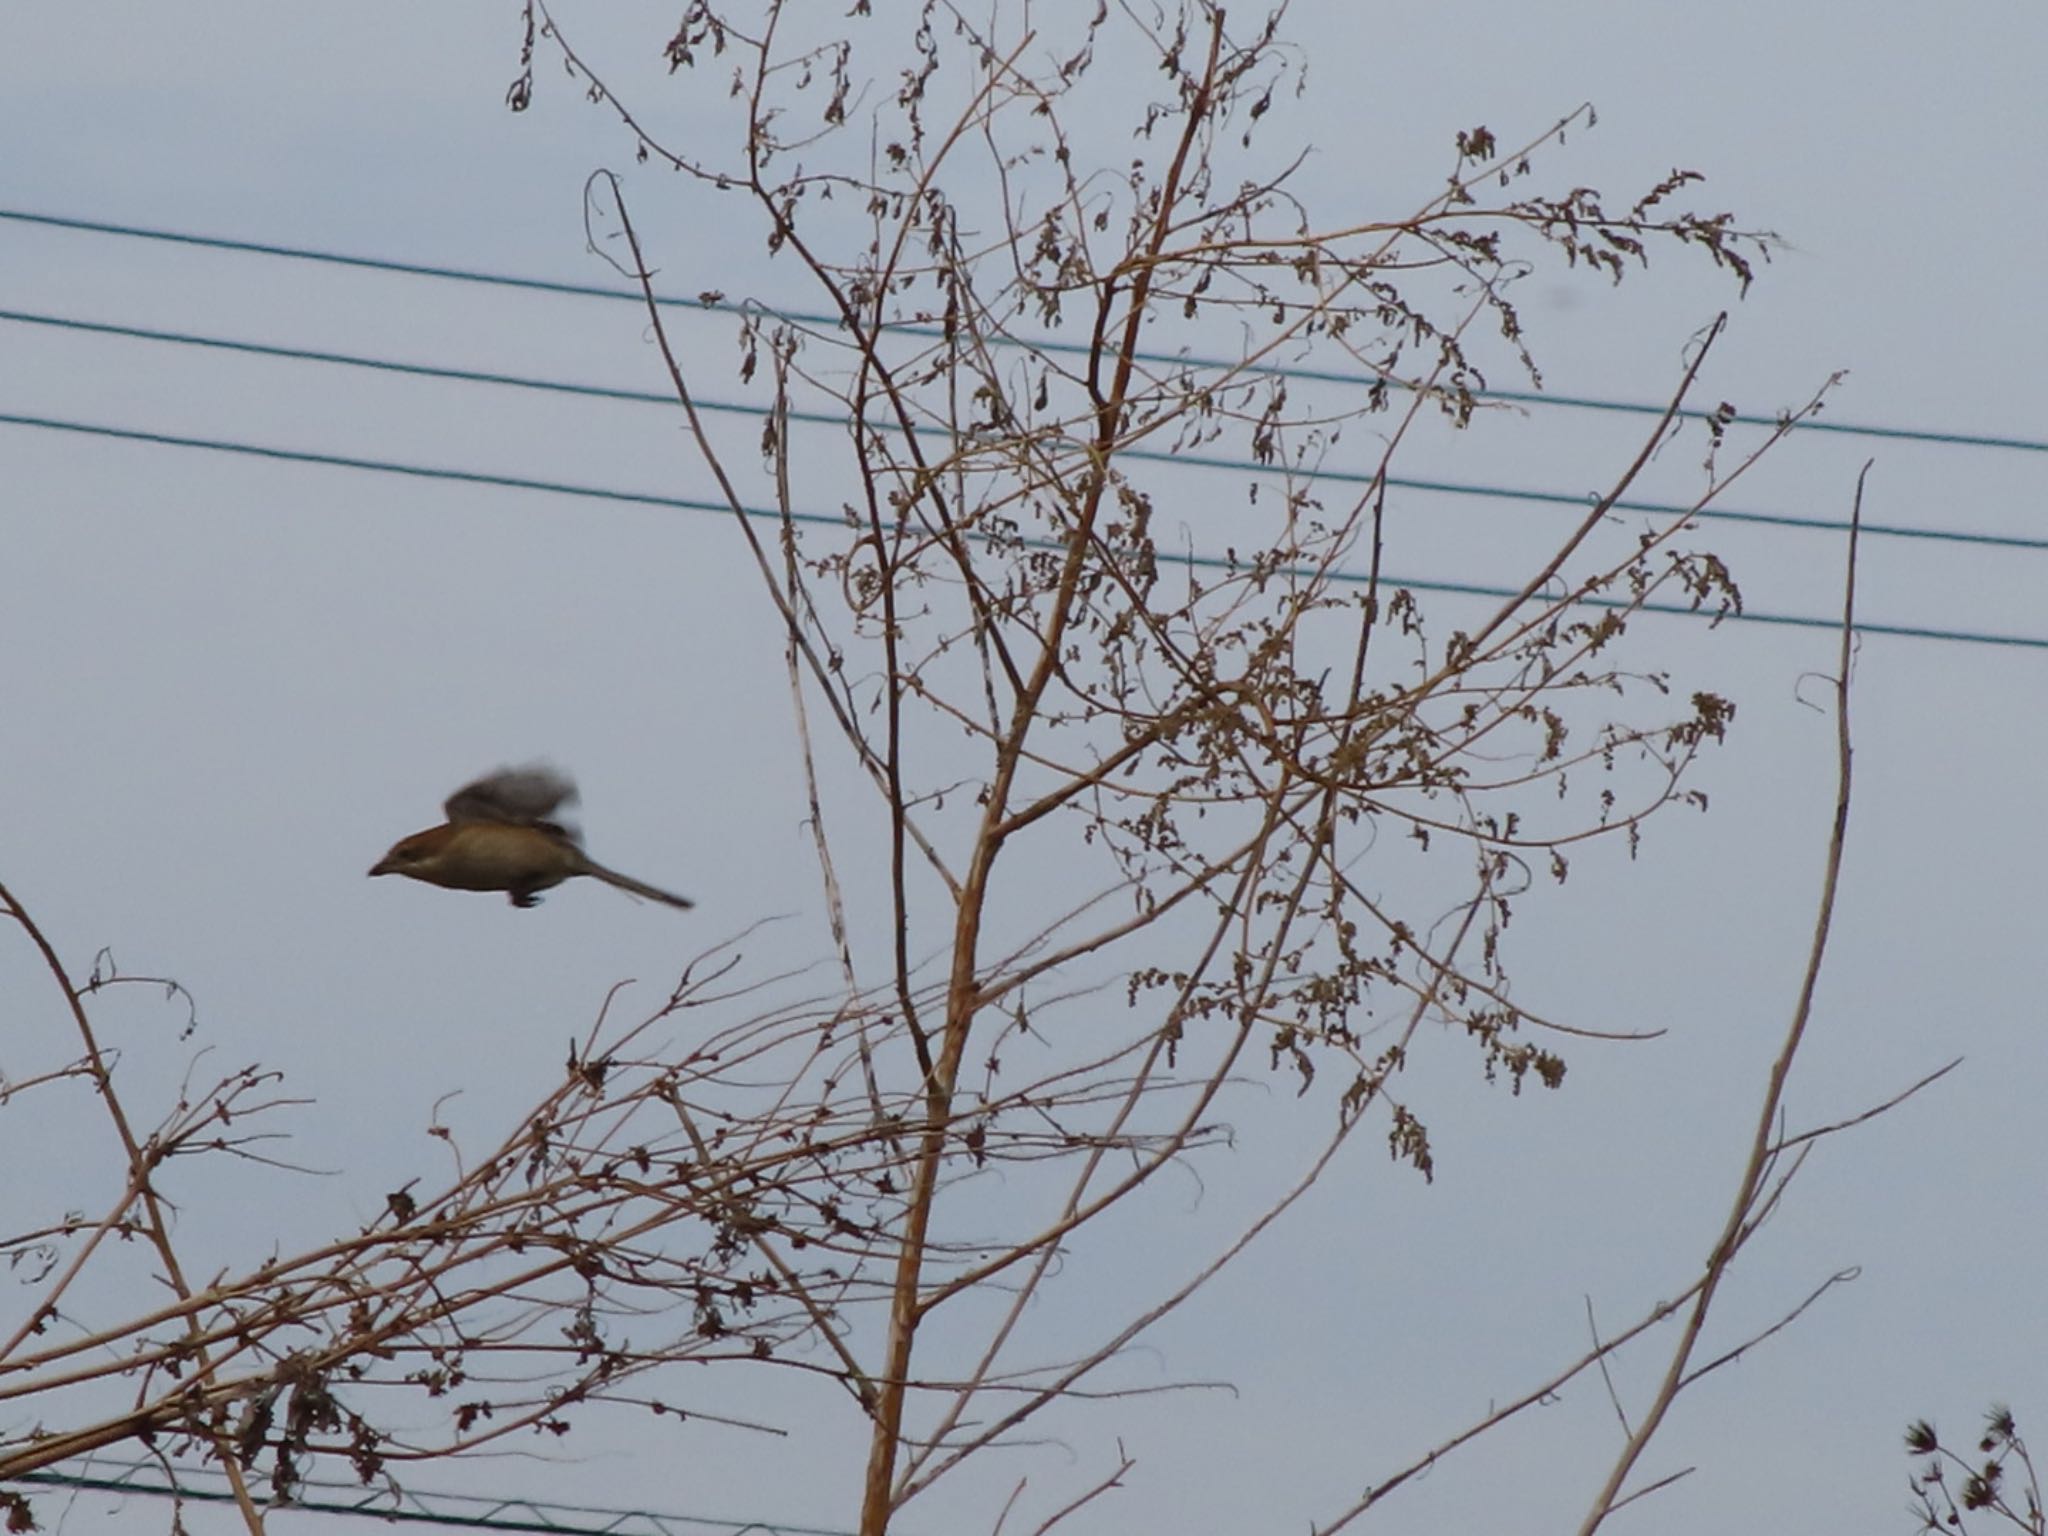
[[368, 853, 397, 877]]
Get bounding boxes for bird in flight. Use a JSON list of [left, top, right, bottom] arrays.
[[370, 766, 694, 910]]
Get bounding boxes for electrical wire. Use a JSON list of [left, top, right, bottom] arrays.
[[6, 207, 2044, 651], [5, 407, 2041, 651], [15, 1458, 854, 1536], [3, 305, 2041, 555], [5, 206, 2046, 457]]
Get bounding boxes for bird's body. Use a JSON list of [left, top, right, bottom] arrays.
[[370, 767, 694, 910]]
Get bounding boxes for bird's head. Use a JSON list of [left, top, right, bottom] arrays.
[[369, 825, 453, 879]]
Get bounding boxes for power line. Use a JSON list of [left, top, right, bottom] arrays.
[[6, 206, 2046, 458], [6, 407, 2041, 652], [17, 1458, 854, 1536], [3, 305, 2041, 556]]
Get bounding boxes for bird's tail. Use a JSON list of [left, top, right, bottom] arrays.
[[586, 860, 695, 910]]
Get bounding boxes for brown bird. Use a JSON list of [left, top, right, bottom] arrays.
[[370, 766, 694, 910]]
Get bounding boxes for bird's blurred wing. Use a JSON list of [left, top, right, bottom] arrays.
[[444, 765, 580, 830]]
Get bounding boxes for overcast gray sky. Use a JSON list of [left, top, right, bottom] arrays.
[[4, 4, 2046, 1534]]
